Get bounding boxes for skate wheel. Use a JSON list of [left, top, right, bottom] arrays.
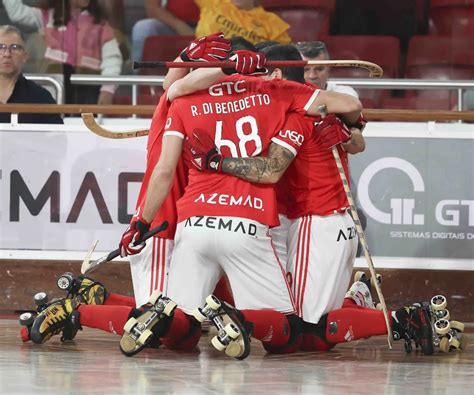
[[439, 337, 450, 353], [211, 335, 227, 351], [19, 312, 34, 327], [34, 292, 48, 306], [376, 303, 383, 310], [193, 307, 207, 323], [163, 300, 177, 316], [371, 274, 382, 289], [435, 309, 450, 321], [449, 337, 460, 350], [224, 323, 240, 340], [459, 335, 468, 351], [137, 329, 153, 345], [149, 290, 163, 306], [225, 341, 245, 359], [450, 320, 465, 333], [123, 317, 138, 334], [431, 295, 447, 311], [434, 319, 450, 336], [205, 295, 221, 310], [353, 271, 365, 283], [56, 273, 74, 291]]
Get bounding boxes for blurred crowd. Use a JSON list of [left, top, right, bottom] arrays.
[[0, 0, 473, 110]]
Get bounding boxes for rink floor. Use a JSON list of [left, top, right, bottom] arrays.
[[1, 319, 472, 394]]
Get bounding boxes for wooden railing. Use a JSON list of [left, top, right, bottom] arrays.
[[1, 104, 474, 122]]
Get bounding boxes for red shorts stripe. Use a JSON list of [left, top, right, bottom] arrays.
[[150, 237, 156, 295], [299, 215, 312, 314]]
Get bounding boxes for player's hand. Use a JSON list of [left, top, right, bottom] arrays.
[[119, 211, 151, 257], [223, 50, 267, 75], [314, 114, 352, 150], [180, 32, 231, 62], [184, 128, 223, 172]]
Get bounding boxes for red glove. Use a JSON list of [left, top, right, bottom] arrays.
[[314, 114, 352, 150], [119, 210, 151, 257], [183, 129, 223, 172], [180, 32, 231, 62], [223, 50, 267, 75]]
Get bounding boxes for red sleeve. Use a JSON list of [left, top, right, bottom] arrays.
[[266, 79, 320, 116], [163, 101, 186, 139], [271, 112, 313, 156]]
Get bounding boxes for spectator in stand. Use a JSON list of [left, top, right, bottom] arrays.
[[3, 0, 123, 105], [132, 0, 199, 62], [195, 0, 291, 45], [0, 25, 62, 124], [296, 41, 358, 98]]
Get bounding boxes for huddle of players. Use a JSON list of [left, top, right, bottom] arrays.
[[22, 33, 438, 358]]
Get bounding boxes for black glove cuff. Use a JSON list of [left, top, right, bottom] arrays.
[[180, 51, 191, 62]]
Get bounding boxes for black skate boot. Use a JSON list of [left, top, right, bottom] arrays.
[[28, 298, 82, 344], [120, 289, 177, 357], [392, 303, 434, 355], [56, 272, 108, 305], [193, 295, 251, 360]]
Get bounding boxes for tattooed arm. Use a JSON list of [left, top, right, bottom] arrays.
[[342, 128, 365, 154], [221, 142, 295, 184]]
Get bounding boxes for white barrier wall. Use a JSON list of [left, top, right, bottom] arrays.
[[1, 119, 473, 270]]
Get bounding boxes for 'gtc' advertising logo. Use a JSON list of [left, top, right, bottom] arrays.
[[358, 157, 424, 225]]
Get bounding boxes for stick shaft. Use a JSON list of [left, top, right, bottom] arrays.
[[331, 147, 393, 348]]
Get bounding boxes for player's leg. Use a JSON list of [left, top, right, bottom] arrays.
[[217, 217, 300, 354], [288, 212, 358, 323], [269, 213, 292, 272]]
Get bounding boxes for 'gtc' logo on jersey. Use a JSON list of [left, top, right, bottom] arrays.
[[279, 129, 304, 146]]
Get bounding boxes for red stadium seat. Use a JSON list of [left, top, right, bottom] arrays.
[[323, 36, 400, 106], [405, 36, 474, 102], [261, 0, 335, 42], [429, 4, 474, 36]]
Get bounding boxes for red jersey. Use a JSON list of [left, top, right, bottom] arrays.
[[135, 93, 188, 240], [164, 75, 318, 226], [279, 113, 350, 218]]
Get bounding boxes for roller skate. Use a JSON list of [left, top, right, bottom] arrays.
[[56, 272, 107, 305], [24, 297, 82, 344], [19, 292, 51, 342], [425, 295, 467, 353], [351, 271, 382, 309], [120, 289, 177, 357], [392, 302, 434, 355], [193, 295, 251, 360]]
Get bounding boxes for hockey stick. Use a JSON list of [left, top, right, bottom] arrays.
[[133, 60, 384, 78], [82, 113, 150, 139], [80, 221, 169, 275], [317, 105, 393, 348]]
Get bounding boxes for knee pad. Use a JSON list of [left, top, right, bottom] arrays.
[[161, 315, 202, 351], [301, 314, 335, 351], [262, 314, 303, 354]]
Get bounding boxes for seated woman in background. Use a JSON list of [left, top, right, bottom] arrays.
[[3, 0, 122, 105]]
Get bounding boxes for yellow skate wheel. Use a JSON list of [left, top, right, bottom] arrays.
[[439, 337, 450, 353], [376, 303, 383, 310], [120, 335, 137, 354], [193, 307, 207, 323], [431, 295, 447, 311], [123, 317, 138, 333], [211, 335, 226, 351], [353, 271, 365, 283], [149, 290, 163, 305], [450, 320, 465, 333], [205, 295, 221, 310], [224, 323, 240, 340], [434, 319, 450, 336], [163, 300, 177, 316], [137, 329, 153, 345], [449, 337, 460, 350], [225, 341, 244, 358]]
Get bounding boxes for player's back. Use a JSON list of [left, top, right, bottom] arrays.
[[165, 74, 316, 226]]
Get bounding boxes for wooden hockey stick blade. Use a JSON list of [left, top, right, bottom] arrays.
[[81, 221, 169, 274], [82, 113, 150, 139], [80, 240, 99, 275], [134, 59, 383, 78]]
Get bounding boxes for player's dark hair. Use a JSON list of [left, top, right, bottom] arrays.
[[255, 40, 279, 51], [261, 44, 305, 84], [230, 36, 256, 52]]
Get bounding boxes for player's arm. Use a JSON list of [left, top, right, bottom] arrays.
[[342, 128, 365, 154], [306, 90, 362, 126], [142, 136, 183, 222], [221, 142, 295, 184], [184, 129, 295, 184]]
